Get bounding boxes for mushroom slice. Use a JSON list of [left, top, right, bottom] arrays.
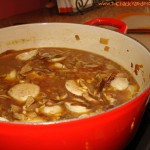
[[72, 97, 85, 103], [82, 92, 97, 102], [65, 80, 87, 96], [8, 83, 40, 102], [25, 117, 46, 123], [110, 77, 129, 91], [41, 105, 62, 116], [103, 93, 116, 105], [16, 50, 38, 61], [65, 102, 90, 113], [55, 93, 68, 101], [24, 96, 35, 108], [50, 55, 66, 62], [127, 85, 139, 97], [0, 117, 8, 122], [78, 79, 88, 90], [20, 63, 32, 75], [10, 104, 21, 113], [5, 69, 17, 80], [52, 63, 66, 69]]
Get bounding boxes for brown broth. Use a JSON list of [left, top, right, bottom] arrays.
[[0, 48, 139, 122]]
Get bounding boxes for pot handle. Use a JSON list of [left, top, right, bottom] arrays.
[[84, 18, 127, 33]]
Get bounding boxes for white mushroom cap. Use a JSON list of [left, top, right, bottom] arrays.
[[65, 102, 90, 113], [41, 105, 62, 116], [16, 50, 38, 61], [65, 80, 86, 96], [110, 77, 129, 91], [0, 117, 8, 122], [8, 83, 40, 102]]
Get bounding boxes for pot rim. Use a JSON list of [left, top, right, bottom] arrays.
[[0, 22, 149, 125], [1, 22, 150, 51]]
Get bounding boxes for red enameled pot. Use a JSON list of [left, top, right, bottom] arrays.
[[0, 18, 149, 150]]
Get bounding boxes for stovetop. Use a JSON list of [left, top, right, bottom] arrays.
[[126, 99, 150, 150]]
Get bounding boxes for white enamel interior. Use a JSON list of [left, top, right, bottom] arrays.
[[0, 23, 149, 91]]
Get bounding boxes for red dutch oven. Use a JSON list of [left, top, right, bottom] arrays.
[[0, 18, 150, 150]]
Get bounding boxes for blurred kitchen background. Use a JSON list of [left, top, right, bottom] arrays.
[[0, 0, 149, 49], [0, 0, 149, 23]]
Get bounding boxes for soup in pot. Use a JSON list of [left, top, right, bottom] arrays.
[[0, 48, 139, 122]]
